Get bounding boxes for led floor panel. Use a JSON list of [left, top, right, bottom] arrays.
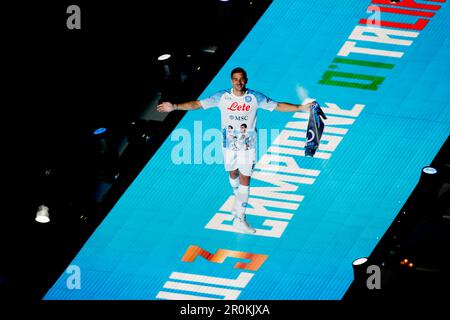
[[45, 0, 450, 300]]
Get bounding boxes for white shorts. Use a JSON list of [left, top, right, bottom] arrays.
[[222, 148, 256, 177]]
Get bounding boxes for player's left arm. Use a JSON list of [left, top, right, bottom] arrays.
[[275, 102, 314, 112]]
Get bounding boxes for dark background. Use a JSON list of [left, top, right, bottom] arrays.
[[1, 0, 449, 309], [2, 0, 274, 302]]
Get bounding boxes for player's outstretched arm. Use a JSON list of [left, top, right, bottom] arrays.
[[275, 101, 315, 112], [156, 101, 203, 113]]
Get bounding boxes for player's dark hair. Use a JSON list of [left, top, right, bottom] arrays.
[[240, 123, 247, 128], [231, 67, 247, 80]]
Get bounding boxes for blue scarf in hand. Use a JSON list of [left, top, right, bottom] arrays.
[[305, 101, 327, 157]]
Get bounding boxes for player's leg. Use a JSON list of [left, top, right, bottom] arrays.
[[234, 172, 250, 220], [232, 150, 256, 233], [229, 169, 239, 196], [239, 173, 250, 186], [229, 169, 240, 218], [223, 147, 239, 217]]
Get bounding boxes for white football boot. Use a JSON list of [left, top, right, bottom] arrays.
[[233, 214, 256, 234]]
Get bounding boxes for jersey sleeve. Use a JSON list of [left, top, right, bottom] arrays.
[[199, 90, 226, 109], [253, 91, 278, 111]]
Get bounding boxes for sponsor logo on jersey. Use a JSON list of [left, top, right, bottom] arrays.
[[227, 102, 251, 112]]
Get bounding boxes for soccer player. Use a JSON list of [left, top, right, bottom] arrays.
[[157, 67, 314, 233]]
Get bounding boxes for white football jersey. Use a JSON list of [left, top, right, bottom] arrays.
[[200, 89, 278, 150]]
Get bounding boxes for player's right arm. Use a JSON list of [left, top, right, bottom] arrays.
[[156, 101, 202, 113], [158, 90, 224, 112]]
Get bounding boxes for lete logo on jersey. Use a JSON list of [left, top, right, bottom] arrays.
[[227, 102, 251, 111]]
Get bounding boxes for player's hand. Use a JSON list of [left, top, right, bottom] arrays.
[[297, 101, 314, 112], [304, 101, 316, 110], [157, 102, 176, 113]]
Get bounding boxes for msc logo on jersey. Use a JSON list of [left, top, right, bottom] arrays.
[[229, 115, 249, 121], [245, 96, 252, 103]]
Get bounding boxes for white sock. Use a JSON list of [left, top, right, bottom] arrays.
[[229, 175, 239, 196], [235, 185, 249, 218]]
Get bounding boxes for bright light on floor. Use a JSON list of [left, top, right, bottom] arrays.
[[352, 257, 368, 266], [35, 205, 50, 223], [157, 54, 171, 61], [422, 167, 438, 175]]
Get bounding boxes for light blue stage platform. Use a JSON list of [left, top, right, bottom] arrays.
[[45, 0, 450, 300]]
